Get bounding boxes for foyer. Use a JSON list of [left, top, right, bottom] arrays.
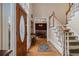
[[0, 3, 79, 56]]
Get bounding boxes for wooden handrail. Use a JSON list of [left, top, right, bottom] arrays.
[[49, 4, 73, 30], [66, 3, 73, 15], [66, 3, 73, 24], [49, 11, 69, 32], [54, 15, 69, 31], [49, 11, 55, 19]]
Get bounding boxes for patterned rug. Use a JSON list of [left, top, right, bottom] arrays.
[[38, 44, 52, 52]]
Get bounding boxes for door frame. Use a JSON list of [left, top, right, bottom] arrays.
[[34, 17, 48, 40]]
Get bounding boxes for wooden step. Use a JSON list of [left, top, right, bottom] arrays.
[[69, 40, 79, 46], [70, 49, 79, 53], [69, 32, 74, 36], [65, 32, 74, 36], [70, 53, 79, 56], [69, 36, 78, 40], [69, 42, 79, 46], [69, 40, 79, 42], [66, 32, 74, 34], [69, 45, 79, 49]]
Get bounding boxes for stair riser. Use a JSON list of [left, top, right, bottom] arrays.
[[70, 53, 79, 56], [65, 33, 74, 36], [70, 49, 79, 53], [69, 42, 79, 46], [69, 37, 77, 40], [69, 33, 74, 36]]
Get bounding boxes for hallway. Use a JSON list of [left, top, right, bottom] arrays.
[[0, 3, 79, 56], [27, 38, 61, 56]]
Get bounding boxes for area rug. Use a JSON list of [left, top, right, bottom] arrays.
[[38, 44, 52, 52]]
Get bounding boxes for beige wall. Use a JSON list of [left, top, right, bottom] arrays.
[[32, 3, 69, 25]]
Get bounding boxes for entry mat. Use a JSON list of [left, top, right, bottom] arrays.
[[38, 44, 52, 52]]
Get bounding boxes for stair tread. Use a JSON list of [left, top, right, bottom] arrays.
[[67, 32, 74, 35], [69, 40, 79, 42], [70, 49, 79, 53], [69, 36, 77, 37], [65, 32, 74, 33], [69, 45, 79, 49], [70, 53, 79, 56], [69, 42, 79, 46], [68, 32, 74, 33]]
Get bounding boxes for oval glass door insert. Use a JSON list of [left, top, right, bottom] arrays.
[[20, 16, 25, 42]]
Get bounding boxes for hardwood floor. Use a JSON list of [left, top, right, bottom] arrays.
[[27, 38, 61, 56]]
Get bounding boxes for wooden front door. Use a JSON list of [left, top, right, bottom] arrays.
[[16, 4, 27, 56]]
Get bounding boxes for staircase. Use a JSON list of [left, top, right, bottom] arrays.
[[65, 3, 79, 56], [69, 33, 79, 56], [49, 9, 79, 56], [64, 29, 79, 56]]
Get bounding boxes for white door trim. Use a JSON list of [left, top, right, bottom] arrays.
[[34, 17, 48, 39]]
